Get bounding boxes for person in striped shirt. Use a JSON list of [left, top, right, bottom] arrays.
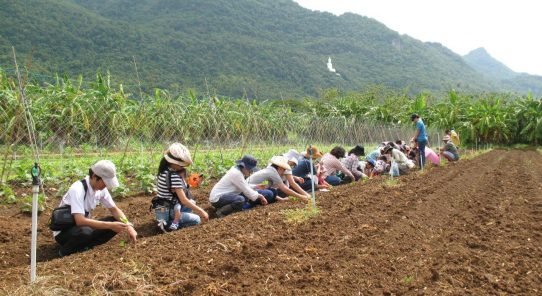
[[153, 143, 209, 231]]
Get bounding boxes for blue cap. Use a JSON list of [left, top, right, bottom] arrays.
[[367, 159, 376, 167], [236, 155, 258, 172]]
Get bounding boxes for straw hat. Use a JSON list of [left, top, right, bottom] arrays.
[[302, 146, 323, 159], [270, 156, 292, 170], [164, 143, 192, 167]]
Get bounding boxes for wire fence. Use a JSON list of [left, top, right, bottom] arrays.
[[0, 67, 443, 192]]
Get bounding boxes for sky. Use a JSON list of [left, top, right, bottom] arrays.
[[294, 0, 542, 76]]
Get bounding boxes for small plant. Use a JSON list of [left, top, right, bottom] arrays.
[[403, 275, 414, 285], [384, 178, 399, 187], [18, 193, 46, 214], [0, 184, 17, 204], [282, 206, 320, 224]]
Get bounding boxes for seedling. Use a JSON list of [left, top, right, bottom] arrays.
[[281, 206, 320, 224]]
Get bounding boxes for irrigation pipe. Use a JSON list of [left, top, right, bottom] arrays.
[[12, 47, 41, 284], [308, 145, 316, 209]]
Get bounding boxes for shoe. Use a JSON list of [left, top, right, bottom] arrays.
[[58, 249, 66, 257], [157, 220, 167, 233], [169, 222, 179, 231]]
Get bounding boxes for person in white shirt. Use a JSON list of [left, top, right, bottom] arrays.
[[209, 155, 270, 218], [383, 145, 415, 174], [54, 160, 137, 257]]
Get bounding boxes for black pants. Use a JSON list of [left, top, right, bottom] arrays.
[[55, 216, 117, 256]]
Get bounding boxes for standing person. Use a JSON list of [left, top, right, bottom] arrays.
[[440, 135, 460, 162], [209, 155, 270, 218], [151, 143, 209, 232], [292, 146, 327, 192], [410, 114, 428, 169], [321, 146, 355, 186], [248, 156, 309, 202], [53, 160, 137, 257], [341, 145, 365, 181]]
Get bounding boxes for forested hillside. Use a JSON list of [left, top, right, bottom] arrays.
[[2, 0, 537, 97]]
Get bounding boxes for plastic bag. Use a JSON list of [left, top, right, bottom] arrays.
[[390, 162, 400, 177]]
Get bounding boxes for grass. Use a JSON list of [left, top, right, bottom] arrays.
[[383, 178, 400, 187], [281, 206, 320, 224]]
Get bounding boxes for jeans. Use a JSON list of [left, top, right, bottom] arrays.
[[155, 202, 201, 228], [212, 193, 246, 217], [299, 178, 317, 192], [325, 175, 341, 186], [55, 216, 117, 256], [247, 189, 276, 206], [417, 139, 427, 168]]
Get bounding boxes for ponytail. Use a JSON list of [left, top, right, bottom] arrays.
[[158, 157, 169, 175]]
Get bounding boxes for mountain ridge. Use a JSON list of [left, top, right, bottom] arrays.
[[0, 0, 539, 97]]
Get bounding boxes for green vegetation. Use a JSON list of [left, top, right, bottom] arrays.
[[281, 207, 320, 224], [4, 0, 539, 98], [1, 68, 540, 205]]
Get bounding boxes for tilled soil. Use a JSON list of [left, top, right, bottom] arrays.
[[0, 149, 541, 295]]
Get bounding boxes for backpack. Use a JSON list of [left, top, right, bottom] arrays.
[[150, 170, 193, 211]]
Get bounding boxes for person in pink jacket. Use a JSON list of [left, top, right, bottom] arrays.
[[425, 147, 441, 166]]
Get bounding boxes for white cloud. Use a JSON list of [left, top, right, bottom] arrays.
[[294, 0, 542, 75]]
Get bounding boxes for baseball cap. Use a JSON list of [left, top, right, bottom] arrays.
[[91, 160, 119, 189], [236, 155, 258, 172]]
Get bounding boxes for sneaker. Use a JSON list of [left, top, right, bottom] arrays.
[[169, 222, 179, 231], [157, 220, 167, 233]]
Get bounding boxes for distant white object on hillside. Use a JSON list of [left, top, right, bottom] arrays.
[[327, 57, 336, 73]]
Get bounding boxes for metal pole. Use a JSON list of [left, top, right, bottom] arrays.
[[30, 163, 41, 283], [308, 145, 316, 209]]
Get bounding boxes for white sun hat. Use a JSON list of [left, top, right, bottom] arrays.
[[164, 143, 193, 167], [269, 155, 292, 171]]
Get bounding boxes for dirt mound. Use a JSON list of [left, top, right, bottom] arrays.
[[1, 149, 541, 295]]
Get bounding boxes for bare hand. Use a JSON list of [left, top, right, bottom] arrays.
[[256, 184, 267, 190], [258, 195, 268, 205], [200, 210, 209, 222], [111, 222, 129, 233], [294, 176, 304, 184], [127, 225, 138, 243]]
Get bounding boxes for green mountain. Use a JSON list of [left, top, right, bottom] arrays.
[[464, 47, 542, 95], [0, 0, 520, 98], [463, 47, 517, 81]]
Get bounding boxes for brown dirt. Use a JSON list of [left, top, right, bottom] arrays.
[[0, 149, 541, 295]]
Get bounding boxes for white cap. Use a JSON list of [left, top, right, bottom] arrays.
[[91, 160, 119, 189], [283, 149, 300, 160], [164, 143, 192, 167]]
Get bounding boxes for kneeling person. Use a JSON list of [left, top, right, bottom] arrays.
[[248, 156, 309, 203], [54, 160, 137, 257], [152, 143, 209, 232], [209, 155, 269, 218], [440, 135, 460, 162]]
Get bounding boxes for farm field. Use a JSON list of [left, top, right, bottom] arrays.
[[0, 149, 541, 295]]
